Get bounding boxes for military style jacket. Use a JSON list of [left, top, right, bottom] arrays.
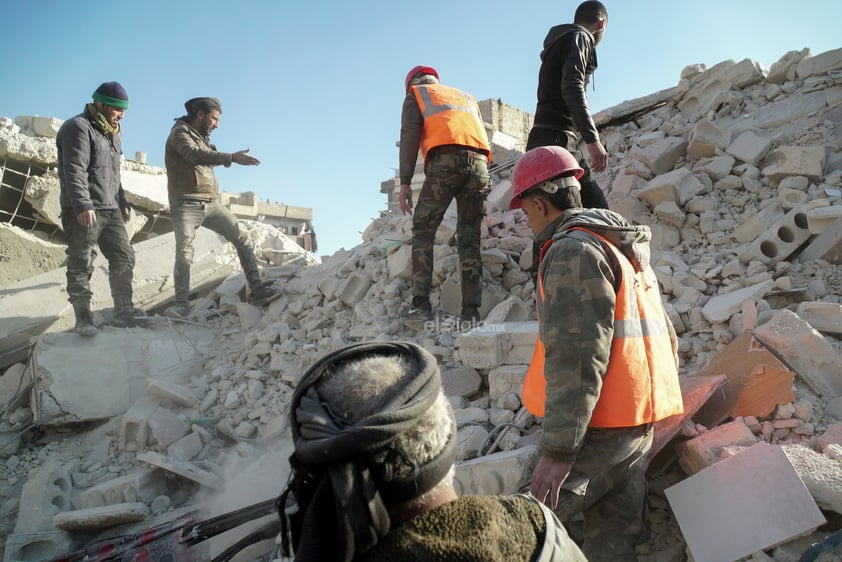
[[534, 208, 680, 463]]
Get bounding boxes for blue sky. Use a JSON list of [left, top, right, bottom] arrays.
[[2, 0, 840, 256]]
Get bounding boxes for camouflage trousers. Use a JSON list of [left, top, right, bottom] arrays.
[[518, 424, 653, 562], [411, 149, 489, 308], [61, 208, 135, 305]]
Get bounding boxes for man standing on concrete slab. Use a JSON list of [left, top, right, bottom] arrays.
[[279, 341, 587, 561], [510, 146, 683, 561], [164, 97, 280, 318], [57, 81, 147, 336], [399, 66, 491, 328]]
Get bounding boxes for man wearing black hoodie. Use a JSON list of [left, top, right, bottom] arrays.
[[527, 1, 609, 211]]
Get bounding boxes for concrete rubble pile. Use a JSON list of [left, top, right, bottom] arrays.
[[1, 47, 842, 561]]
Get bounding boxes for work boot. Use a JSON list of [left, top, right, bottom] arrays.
[[111, 297, 147, 327], [251, 283, 282, 307], [460, 306, 481, 324], [165, 304, 191, 320], [404, 298, 433, 330], [72, 302, 98, 337]]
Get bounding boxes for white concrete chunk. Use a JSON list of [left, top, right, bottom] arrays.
[[700, 280, 774, 323], [726, 130, 773, 166]]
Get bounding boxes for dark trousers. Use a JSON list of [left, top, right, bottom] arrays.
[[61, 208, 135, 305], [171, 201, 262, 307]]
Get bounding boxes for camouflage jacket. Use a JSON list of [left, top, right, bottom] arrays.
[[535, 208, 678, 463]]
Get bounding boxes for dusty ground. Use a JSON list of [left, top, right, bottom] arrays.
[[0, 224, 65, 286]]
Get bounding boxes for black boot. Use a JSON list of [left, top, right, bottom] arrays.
[[112, 296, 147, 327], [72, 302, 98, 337]]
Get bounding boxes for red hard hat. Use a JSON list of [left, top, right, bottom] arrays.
[[509, 146, 584, 209], [405, 65, 439, 92]]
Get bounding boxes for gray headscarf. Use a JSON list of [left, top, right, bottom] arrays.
[[280, 342, 456, 562]]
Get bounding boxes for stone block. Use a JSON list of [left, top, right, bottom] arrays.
[[700, 279, 774, 323], [454, 446, 536, 496], [53, 502, 150, 532], [386, 243, 412, 280], [693, 154, 735, 181], [147, 406, 189, 448], [146, 379, 197, 408], [806, 205, 842, 234], [441, 365, 482, 399], [762, 146, 826, 183], [488, 365, 527, 403], [738, 205, 812, 265], [79, 469, 167, 509], [799, 217, 842, 264], [14, 459, 72, 533], [456, 326, 502, 369], [630, 136, 688, 175], [726, 130, 773, 166], [796, 302, 842, 335], [136, 451, 223, 490], [120, 397, 159, 452], [498, 321, 540, 365], [814, 422, 842, 454], [676, 418, 759, 475], [456, 424, 489, 460], [638, 168, 705, 208], [486, 179, 514, 212], [796, 47, 842, 80], [337, 271, 372, 307], [753, 309, 842, 397], [687, 119, 731, 159], [438, 273, 463, 316], [166, 431, 203, 461], [731, 203, 785, 244], [667, 443, 826, 562], [484, 297, 529, 324]]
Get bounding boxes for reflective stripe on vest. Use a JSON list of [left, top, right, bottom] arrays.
[[522, 227, 684, 427], [412, 84, 491, 162]]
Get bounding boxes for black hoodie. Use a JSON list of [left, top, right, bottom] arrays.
[[533, 23, 600, 144]]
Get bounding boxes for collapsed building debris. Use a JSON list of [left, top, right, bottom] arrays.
[[1, 46, 842, 561]]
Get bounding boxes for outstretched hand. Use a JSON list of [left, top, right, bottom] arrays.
[[232, 149, 261, 166]]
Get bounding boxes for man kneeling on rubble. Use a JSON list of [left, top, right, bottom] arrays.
[[277, 341, 585, 561]]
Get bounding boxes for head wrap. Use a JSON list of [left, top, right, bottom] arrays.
[[92, 81, 129, 109], [279, 342, 456, 562], [184, 97, 222, 116]]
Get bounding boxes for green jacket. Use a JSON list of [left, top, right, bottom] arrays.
[[356, 494, 585, 561]]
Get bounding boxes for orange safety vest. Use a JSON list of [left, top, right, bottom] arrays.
[[412, 83, 491, 162], [522, 227, 684, 427]]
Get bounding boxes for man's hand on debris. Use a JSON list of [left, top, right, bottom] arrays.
[[586, 140, 608, 173], [232, 149, 261, 166], [76, 209, 96, 229], [530, 455, 572, 510], [399, 183, 413, 215]]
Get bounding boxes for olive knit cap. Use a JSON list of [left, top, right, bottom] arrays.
[[92, 82, 129, 109], [184, 97, 222, 116]]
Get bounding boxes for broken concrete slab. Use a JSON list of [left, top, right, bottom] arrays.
[[454, 445, 535, 496], [136, 451, 223, 490], [799, 216, 842, 264], [753, 309, 842, 397], [3, 530, 74, 562], [782, 444, 842, 515], [700, 280, 775, 323], [693, 332, 791, 427], [30, 326, 213, 426], [731, 364, 795, 420], [666, 443, 826, 562], [79, 469, 167, 509], [0, 228, 233, 371]]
